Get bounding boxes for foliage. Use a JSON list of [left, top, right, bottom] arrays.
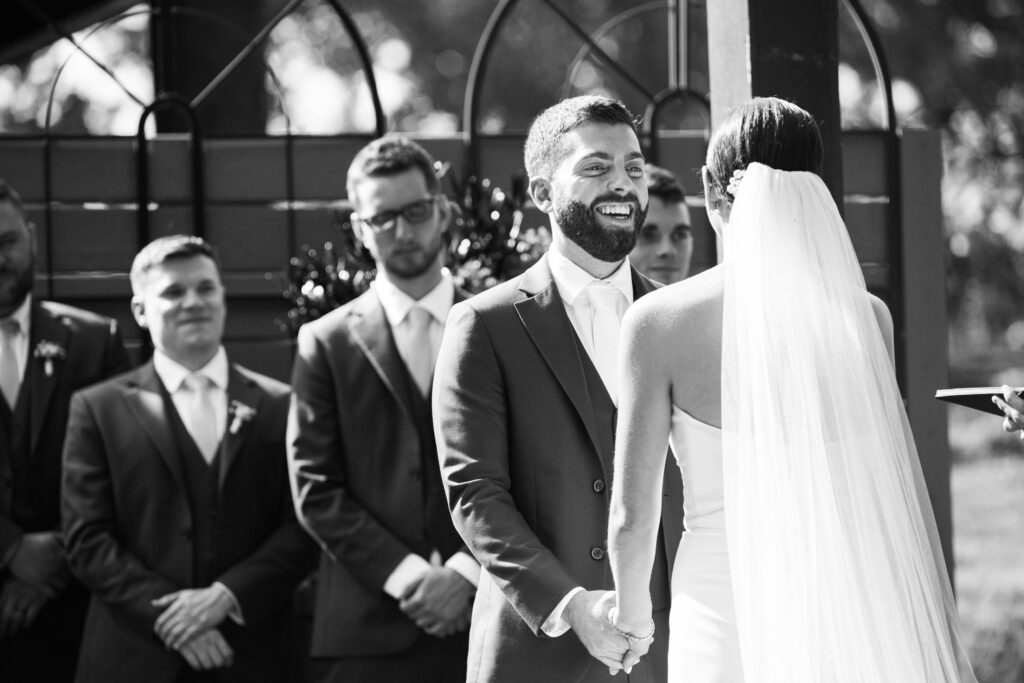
[[277, 167, 549, 336]]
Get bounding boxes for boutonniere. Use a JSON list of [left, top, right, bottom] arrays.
[[228, 400, 256, 435], [33, 340, 66, 377]]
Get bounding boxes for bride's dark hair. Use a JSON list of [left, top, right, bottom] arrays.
[[706, 97, 823, 203]]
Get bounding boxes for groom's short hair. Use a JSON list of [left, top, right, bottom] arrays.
[[524, 96, 638, 179], [346, 135, 440, 203]]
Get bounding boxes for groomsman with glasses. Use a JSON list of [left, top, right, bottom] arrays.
[[288, 135, 476, 683], [0, 179, 130, 682]]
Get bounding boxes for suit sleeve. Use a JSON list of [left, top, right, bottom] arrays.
[[61, 391, 179, 634], [287, 323, 413, 593], [432, 302, 579, 634], [215, 392, 318, 626]]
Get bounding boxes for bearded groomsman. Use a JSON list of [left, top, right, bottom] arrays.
[[0, 179, 130, 682], [63, 235, 316, 683], [288, 135, 476, 683], [433, 96, 684, 682]]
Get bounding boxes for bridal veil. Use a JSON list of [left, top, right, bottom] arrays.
[[721, 162, 976, 682]]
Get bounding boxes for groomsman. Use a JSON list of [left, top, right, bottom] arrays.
[[288, 135, 476, 683], [0, 179, 130, 682], [433, 96, 684, 682], [62, 235, 316, 683], [629, 165, 693, 285]]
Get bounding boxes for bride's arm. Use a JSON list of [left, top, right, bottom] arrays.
[[607, 300, 673, 633]]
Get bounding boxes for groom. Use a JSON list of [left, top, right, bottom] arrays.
[[433, 96, 684, 681]]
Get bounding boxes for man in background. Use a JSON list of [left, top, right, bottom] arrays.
[[0, 178, 130, 682], [628, 164, 693, 284], [63, 235, 315, 682], [288, 136, 475, 683]]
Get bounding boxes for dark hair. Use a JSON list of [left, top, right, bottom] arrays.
[[524, 95, 639, 178], [130, 235, 221, 294], [346, 135, 440, 201], [0, 179, 26, 218], [645, 164, 687, 204], [706, 97, 823, 203]]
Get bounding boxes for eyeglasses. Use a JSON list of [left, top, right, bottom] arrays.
[[352, 196, 439, 234]]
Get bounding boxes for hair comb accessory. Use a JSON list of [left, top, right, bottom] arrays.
[[726, 168, 746, 198]]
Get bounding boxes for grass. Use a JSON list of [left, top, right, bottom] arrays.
[[952, 404, 1024, 682]]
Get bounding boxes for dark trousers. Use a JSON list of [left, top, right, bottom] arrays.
[[310, 632, 469, 683]]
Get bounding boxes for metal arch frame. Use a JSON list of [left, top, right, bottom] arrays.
[[31, 0, 387, 256]]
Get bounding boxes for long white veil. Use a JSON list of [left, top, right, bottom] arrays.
[[721, 163, 976, 682]]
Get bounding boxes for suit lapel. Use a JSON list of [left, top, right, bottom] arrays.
[[218, 365, 263, 490], [28, 303, 70, 456], [514, 256, 605, 457], [123, 363, 186, 491], [349, 291, 417, 421]]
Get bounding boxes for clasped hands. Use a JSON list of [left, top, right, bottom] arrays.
[[566, 590, 653, 676], [151, 585, 235, 671], [399, 566, 474, 638], [1, 531, 69, 638]]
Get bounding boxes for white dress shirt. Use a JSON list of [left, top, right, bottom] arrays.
[[152, 346, 243, 623], [541, 247, 634, 637], [0, 294, 33, 387], [372, 270, 481, 597]]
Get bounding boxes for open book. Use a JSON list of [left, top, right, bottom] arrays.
[[935, 386, 1024, 416]]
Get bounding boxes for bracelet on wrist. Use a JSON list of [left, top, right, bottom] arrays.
[[607, 606, 656, 642]]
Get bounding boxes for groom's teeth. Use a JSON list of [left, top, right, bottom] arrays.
[[596, 203, 632, 217]]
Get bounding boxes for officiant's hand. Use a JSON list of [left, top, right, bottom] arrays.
[[399, 567, 474, 637], [565, 590, 629, 675], [994, 386, 1024, 439]]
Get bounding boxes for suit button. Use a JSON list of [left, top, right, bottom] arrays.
[[410, 469, 423, 481], [182, 529, 193, 542], [592, 479, 605, 493], [590, 547, 605, 561]]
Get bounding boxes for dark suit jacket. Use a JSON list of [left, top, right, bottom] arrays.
[[0, 300, 128, 561], [62, 361, 316, 683], [0, 300, 128, 679], [433, 255, 685, 683], [288, 287, 472, 658]]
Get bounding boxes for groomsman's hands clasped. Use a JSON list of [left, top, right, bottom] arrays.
[[0, 530, 70, 636], [151, 585, 238, 670], [399, 567, 474, 638]]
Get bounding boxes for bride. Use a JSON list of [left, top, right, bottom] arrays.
[[605, 97, 976, 682]]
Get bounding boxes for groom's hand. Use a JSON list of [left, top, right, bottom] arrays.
[[564, 590, 628, 675]]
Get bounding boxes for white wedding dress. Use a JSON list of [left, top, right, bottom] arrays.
[[656, 163, 975, 682], [668, 406, 742, 683]]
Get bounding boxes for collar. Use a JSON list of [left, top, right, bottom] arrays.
[[547, 247, 634, 306], [153, 346, 229, 392], [0, 294, 32, 334], [373, 269, 455, 325]]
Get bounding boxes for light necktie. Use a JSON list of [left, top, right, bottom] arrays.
[[405, 306, 435, 397], [0, 319, 21, 409], [586, 282, 625, 404], [182, 374, 220, 463]]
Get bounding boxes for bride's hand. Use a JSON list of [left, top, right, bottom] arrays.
[[607, 605, 655, 674]]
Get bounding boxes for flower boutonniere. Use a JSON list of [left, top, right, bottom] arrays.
[[228, 400, 256, 435], [33, 340, 66, 377]]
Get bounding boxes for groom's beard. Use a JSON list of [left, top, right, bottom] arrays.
[[555, 194, 646, 263]]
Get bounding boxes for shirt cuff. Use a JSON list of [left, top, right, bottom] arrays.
[[212, 582, 245, 626], [541, 586, 584, 637], [382, 553, 432, 600], [444, 551, 480, 588]]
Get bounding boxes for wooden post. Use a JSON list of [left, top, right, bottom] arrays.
[[900, 129, 954, 581], [706, 0, 843, 207]]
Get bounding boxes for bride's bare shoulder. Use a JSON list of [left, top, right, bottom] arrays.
[[625, 267, 724, 337]]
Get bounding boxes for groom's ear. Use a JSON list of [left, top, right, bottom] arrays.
[[528, 177, 554, 215]]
